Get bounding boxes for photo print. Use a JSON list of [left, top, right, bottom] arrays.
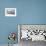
[[5, 8, 16, 16]]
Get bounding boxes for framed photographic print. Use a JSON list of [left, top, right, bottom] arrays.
[[5, 8, 16, 17]]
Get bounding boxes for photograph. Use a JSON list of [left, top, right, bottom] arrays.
[[0, 0, 46, 46], [5, 8, 16, 17]]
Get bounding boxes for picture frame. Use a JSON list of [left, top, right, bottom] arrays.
[[5, 8, 16, 17]]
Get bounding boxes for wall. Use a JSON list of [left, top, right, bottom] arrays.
[[0, 0, 46, 44]]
